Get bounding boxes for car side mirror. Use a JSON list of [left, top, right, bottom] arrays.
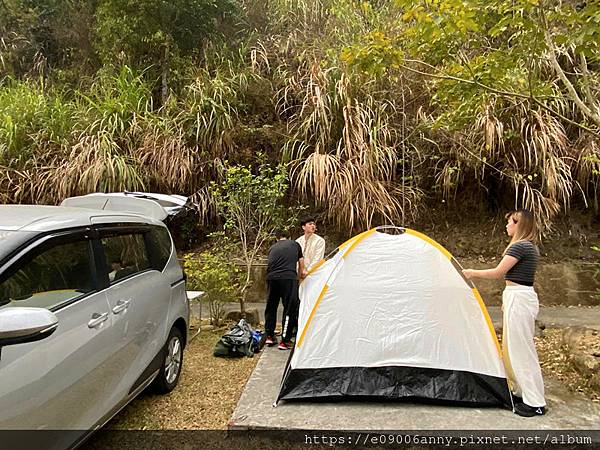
[[0, 307, 59, 348]]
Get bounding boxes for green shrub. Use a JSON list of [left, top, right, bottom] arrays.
[[0, 79, 74, 166], [183, 249, 241, 326], [211, 162, 294, 315]]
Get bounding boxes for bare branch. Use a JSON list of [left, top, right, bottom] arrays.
[[398, 59, 600, 138], [579, 53, 599, 113], [542, 27, 600, 129], [401, 59, 531, 99]]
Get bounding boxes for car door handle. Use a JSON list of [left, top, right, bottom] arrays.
[[88, 312, 109, 328], [112, 299, 131, 314]]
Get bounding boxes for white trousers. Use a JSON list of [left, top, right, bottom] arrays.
[[502, 286, 546, 407]]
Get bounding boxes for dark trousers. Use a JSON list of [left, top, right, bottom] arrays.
[[264, 278, 299, 339], [282, 293, 300, 343]]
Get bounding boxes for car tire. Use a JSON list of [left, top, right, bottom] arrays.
[[151, 326, 184, 394]]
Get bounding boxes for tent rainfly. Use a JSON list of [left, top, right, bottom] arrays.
[[277, 227, 511, 407]]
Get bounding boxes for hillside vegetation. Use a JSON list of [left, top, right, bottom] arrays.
[[1, 0, 599, 233]]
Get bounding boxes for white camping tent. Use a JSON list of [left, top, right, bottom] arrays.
[[277, 227, 511, 406]]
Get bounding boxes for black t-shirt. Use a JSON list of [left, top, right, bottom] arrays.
[[267, 240, 303, 280], [505, 240, 539, 286]]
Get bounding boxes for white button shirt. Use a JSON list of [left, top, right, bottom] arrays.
[[296, 233, 326, 271]]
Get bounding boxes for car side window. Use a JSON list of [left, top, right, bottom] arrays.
[[0, 239, 94, 310], [147, 226, 172, 271], [101, 233, 150, 283]]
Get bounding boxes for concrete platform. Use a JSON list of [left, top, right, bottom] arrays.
[[230, 346, 600, 431]]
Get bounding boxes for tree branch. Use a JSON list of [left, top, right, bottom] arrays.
[[542, 25, 600, 129], [579, 53, 599, 113], [402, 59, 530, 99], [398, 59, 600, 138]]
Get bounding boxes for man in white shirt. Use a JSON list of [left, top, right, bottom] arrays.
[[295, 216, 326, 276], [108, 258, 123, 282]]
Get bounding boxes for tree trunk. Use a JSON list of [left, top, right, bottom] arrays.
[[239, 291, 246, 317], [239, 264, 252, 317]]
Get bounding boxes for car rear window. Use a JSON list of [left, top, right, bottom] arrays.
[[147, 226, 172, 271], [154, 200, 178, 207], [101, 233, 151, 283]]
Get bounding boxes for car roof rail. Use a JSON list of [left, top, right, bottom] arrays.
[[61, 194, 168, 222]]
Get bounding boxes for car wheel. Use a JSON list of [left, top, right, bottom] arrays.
[[151, 326, 184, 394]]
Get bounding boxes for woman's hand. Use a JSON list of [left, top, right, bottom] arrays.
[[462, 269, 476, 279]]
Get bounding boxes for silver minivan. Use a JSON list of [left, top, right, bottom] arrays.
[[0, 197, 189, 448]]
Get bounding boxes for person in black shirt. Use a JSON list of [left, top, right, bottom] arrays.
[[462, 209, 546, 417], [264, 230, 306, 350]]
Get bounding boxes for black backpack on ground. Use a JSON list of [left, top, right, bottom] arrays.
[[213, 319, 255, 358]]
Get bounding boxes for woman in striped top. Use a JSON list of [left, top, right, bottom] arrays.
[[462, 209, 546, 417]]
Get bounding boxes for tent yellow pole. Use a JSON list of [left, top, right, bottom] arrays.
[[297, 228, 377, 348], [404, 228, 452, 260], [472, 288, 503, 356], [298, 227, 503, 362], [337, 234, 360, 250], [343, 229, 376, 258], [306, 258, 326, 276], [405, 227, 503, 357], [297, 285, 329, 348], [305, 231, 366, 278]]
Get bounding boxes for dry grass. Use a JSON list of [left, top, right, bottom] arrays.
[[458, 99, 576, 233], [60, 133, 145, 198], [537, 328, 600, 404], [133, 124, 197, 192], [279, 63, 420, 231], [105, 329, 259, 430], [1, 1, 599, 236]]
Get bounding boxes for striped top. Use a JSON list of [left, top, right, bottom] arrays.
[[505, 240, 539, 286]]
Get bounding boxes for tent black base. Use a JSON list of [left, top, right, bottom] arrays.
[[278, 365, 511, 408]]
